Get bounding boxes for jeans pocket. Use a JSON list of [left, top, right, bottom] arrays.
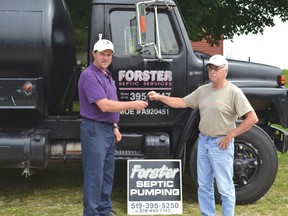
[[89, 130, 96, 137], [81, 119, 97, 137]]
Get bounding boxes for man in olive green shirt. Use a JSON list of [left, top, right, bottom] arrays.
[[147, 55, 258, 216]]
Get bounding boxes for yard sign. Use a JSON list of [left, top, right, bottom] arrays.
[[127, 159, 182, 215]]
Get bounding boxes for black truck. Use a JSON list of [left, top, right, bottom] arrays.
[[0, 0, 287, 204]]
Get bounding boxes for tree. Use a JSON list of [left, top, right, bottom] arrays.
[[177, 0, 288, 45], [66, 0, 90, 29], [66, 0, 288, 46]]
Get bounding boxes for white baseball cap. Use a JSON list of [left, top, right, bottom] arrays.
[[206, 54, 228, 67], [93, 39, 115, 53]]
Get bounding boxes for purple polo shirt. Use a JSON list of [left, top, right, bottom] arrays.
[[78, 63, 120, 124]]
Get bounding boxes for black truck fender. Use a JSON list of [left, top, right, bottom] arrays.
[[174, 108, 200, 159], [174, 85, 288, 159], [240, 87, 288, 127]]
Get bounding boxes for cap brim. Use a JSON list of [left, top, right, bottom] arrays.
[[94, 48, 115, 53], [205, 62, 226, 67]]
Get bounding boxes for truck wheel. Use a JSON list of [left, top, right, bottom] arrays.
[[189, 124, 278, 204]]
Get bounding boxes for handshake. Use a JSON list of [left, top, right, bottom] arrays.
[[131, 91, 161, 110]]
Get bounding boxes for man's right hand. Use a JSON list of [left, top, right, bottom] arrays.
[[132, 100, 148, 110]]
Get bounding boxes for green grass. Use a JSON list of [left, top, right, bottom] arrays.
[[0, 154, 288, 216]]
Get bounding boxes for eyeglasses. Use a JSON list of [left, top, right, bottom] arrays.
[[208, 65, 225, 72]]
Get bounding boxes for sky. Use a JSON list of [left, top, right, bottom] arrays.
[[224, 17, 288, 69]]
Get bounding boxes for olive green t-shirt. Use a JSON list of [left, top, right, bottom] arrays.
[[183, 82, 253, 137]]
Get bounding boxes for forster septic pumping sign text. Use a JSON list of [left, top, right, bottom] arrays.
[[127, 160, 182, 215]]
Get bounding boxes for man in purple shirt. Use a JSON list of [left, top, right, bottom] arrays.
[[78, 35, 148, 216]]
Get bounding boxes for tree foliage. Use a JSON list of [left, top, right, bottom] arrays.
[[66, 0, 288, 45], [177, 0, 288, 45], [66, 0, 90, 29]]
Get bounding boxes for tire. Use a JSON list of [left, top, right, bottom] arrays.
[[189, 124, 278, 204]]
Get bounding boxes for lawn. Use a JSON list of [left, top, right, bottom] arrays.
[[0, 152, 288, 216]]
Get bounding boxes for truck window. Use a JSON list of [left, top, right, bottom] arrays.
[[110, 10, 179, 56]]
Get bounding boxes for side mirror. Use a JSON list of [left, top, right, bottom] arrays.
[[136, 2, 146, 45], [135, 0, 173, 62]]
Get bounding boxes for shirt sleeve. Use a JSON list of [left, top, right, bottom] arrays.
[[183, 87, 201, 109], [234, 88, 254, 117]]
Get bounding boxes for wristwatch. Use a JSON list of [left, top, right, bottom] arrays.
[[113, 124, 119, 129]]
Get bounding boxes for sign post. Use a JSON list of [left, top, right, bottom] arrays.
[[127, 159, 182, 215]]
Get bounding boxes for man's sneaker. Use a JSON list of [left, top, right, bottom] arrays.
[[107, 210, 117, 216]]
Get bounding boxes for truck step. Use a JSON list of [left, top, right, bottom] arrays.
[[115, 150, 144, 158]]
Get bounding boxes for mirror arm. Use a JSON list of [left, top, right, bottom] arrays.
[[136, 0, 173, 61], [154, 5, 162, 59]]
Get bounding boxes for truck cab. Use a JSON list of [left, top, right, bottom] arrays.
[[89, 0, 203, 158]]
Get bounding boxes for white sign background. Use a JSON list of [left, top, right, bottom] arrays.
[[127, 159, 182, 215]]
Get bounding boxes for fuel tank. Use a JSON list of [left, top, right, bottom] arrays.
[[0, 130, 48, 169]]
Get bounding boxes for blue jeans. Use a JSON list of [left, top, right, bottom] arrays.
[[197, 133, 235, 216], [80, 118, 115, 216]]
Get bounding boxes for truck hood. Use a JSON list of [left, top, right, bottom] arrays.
[[225, 59, 282, 88], [196, 51, 282, 88]]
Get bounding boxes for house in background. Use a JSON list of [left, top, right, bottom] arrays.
[[191, 39, 223, 56]]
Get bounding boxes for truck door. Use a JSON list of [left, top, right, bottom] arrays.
[[107, 2, 188, 126]]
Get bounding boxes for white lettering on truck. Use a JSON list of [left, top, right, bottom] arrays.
[[118, 70, 172, 82]]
